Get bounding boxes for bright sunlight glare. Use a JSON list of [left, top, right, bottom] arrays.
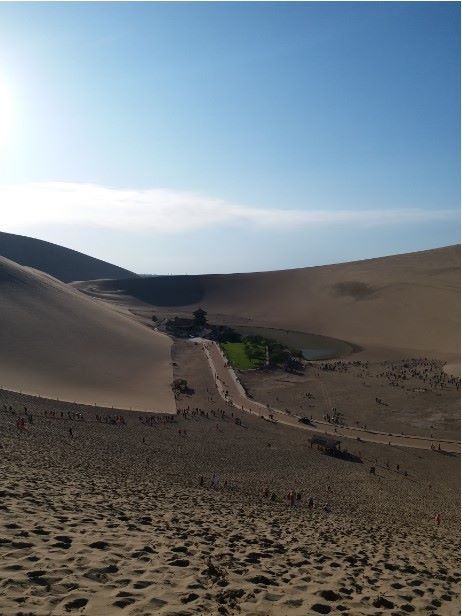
[[0, 76, 14, 146]]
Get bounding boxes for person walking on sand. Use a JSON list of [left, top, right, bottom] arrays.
[[434, 513, 441, 526], [69, 427, 73, 438]]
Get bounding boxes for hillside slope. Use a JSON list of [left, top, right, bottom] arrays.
[[76, 246, 460, 357], [0, 231, 135, 282], [0, 257, 174, 410]]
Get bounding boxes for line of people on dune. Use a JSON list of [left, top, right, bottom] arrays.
[[198, 473, 332, 512], [198, 472, 443, 525], [4, 398, 448, 527], [264, 486, 330, 511], [177, 407, 226, 420], [138, 414, 175, 426]]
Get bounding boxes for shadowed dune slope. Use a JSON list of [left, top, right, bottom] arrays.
[[79, 246, 460, 356], [0, 231, 135, 282], [0, 257, 175, 411]]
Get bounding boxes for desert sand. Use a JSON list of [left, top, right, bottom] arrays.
[[0, 242, 460, 615], [0, 256, 174, 412], [0, 339, 459, 616], [0, 231, 135, 282], [201, 339, 460, 451], [76, 245, 460, 359]]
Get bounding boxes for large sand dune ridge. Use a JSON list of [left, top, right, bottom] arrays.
[[78, 245, 460, 357], [0, 231, 135, 282], [0, 256, 174, 411]]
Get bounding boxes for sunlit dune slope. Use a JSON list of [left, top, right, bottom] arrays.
[[77, 246, 460, 357], [0, 257, 174, 411], [0, 231, 135, 282]]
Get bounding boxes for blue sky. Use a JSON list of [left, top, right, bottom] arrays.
[[0, 2, 459, 274]]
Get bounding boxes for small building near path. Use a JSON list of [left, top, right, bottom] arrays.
[[165, 317, 197, 337], [310, 435, 341, 454]]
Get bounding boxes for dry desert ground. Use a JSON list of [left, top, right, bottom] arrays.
[[0, 240, 460, 615]]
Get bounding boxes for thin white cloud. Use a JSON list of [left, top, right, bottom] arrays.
[[0, 182, 457, 233]]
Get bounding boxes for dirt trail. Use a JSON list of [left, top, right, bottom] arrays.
[[199, 340, 461, 454]]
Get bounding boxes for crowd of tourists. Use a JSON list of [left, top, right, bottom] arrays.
[[138, 414, 175, 426], [378, 358, 460, 390]]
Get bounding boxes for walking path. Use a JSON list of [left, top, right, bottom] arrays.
[[197, 339, 460, 454]]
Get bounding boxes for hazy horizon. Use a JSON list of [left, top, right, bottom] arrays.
[[2, 228, 459, 277]]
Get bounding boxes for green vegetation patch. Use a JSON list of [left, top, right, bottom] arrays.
[[221, 341, 265, 370], [222, 334, 304, 372]]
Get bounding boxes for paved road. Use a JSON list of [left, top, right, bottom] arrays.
[[198, 340, 460, 454]]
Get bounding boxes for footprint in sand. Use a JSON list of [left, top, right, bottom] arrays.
[[181, 592, 199, 603], [133, 580, 152, 589], [372, 595, 394, 608], [32, 528, 50, 536], [88, 540, 109, 550], [11, 540, 34, 549], [53, 535, 73, 548], [248, 575, 277, 586], [284, 598, 303, 607], [64, 597, 88, 611], [311, 603, 332, 614], [169, 558, 190, 567], [318, 590, 341, 602], [149, 597, 167, 608], [113, 596, 136, 608], [4, 563, 22, 571]]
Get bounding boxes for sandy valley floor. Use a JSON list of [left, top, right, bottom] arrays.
[[0, 340, 460, 616], [239, 357, 460, 442]]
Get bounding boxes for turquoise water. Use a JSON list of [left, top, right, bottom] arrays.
[[231, 325, 358, 360], [301, 348, 338, 360]]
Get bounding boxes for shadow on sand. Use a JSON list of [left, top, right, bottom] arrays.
[[436, 449, 457, 457], [324, 449, 363, 464]]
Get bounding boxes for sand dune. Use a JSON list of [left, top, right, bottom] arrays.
[[2, 341, 459, 615], [0, 231, 135, 282], [77, 245, 460, 358], [0, 256, 174, 411]]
